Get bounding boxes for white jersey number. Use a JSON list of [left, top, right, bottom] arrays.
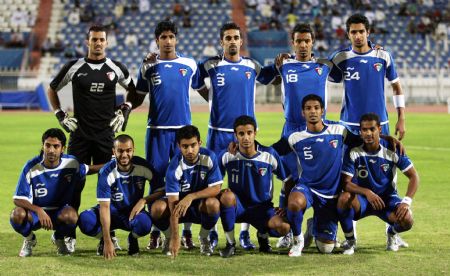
[[181, 182, 191, 192], [216, 76, 225, 86], [344, 71, 360, 81], [285, 74, 298, 83], [151, 73, 162, 85], [34, 183, 48, 198], [90, 83, 105, 92], [303, 147, 313, 160]]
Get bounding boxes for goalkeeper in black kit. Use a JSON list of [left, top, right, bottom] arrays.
[[47, 25, 141, 252]]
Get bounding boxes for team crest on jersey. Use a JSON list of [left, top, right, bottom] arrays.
[[315, 67, 323, 76], [258, 168, 267, 176], [64, 174, 72, 183], [179, 68, 187, 76], [135, 180, 144, 190], [374, 63, 383, 72], [380, 164, 389, 172], [107, 71, 115, 81], [200, 171, 206, 180], [245, 71, 251, 79], [329, 140, 338, 148]]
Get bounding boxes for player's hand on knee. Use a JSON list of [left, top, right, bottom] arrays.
[[366, 191, 385, 210], [37, 208, 53, 230], [395, 202, 410, 221], [129, 198, 146, 221], [55, 109, 78, 133]]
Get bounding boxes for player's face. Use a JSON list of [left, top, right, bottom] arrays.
[[156, 31, 177, 55], [292, 32, 313, 61], [235, 124, 256, 150], [42, 137, 65, 167], [221, 29, 242, 57], [348, 23, 369, 49], [360, 120, 381, 146], [179, 137, 201, 164], [302, 100, 324, 124], [113, 140, 134, 169], [86, 31, 107, 58]]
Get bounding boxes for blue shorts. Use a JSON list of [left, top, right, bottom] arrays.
[[234, 196, 276, 232], [291, 184, 338, 241], [91, 205, 151, 232], [206, 128, 235, 156], [145, 128, 179, 190], [344, 123, 390, 136], [178, 199, 203, 224], [355, 193, 402, 222]]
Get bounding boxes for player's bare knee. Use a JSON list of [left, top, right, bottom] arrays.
[[220, 190, 236, 207], [204, 197, 220, 214], [10, 207, 27, 224], [288, 192, 305, 211], [277, 222, 290, 236], [337, 192, 352, 209], [59, 206, 78, 225], [400, 215, 414, 231], [151, 200, 168, 219]]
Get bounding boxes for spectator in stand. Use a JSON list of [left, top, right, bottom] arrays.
[[114, 0, 125, 18], [108, 30, 118, 48], [7, 30, 25, 48], [125, 32, 139, 47], [202, 43, 218, 58], [173, 1, 183, 16], [286, 12, 298, 30], [41, 38, 52, 55], [407, 19, 417, 35], [10, 8, 28, 32], [68, 8, 80, 25], [80, 2, 95, 23], [335, 25, 346, 48], [182, 14, 192, 28], [139, 0, 150, 13]]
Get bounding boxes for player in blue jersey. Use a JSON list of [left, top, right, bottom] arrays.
[[329, 14, 406, 140], [10, 128, 100, 257], [78, 135, 161, 259], [196, 22, 278, 250], [337, 113, 418, 255], [279, 94, 364, 257], [218, 115, 291, 258], [150, 125, 222, 257], [132, 20, 202, 250]]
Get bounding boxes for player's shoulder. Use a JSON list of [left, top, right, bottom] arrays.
[[23, 155, 43, 171], [257, 143, 278, 156], [131, 156, 150, 167], [315, 58, 334, 68], [329, 46, 352, 60], [107, 58, 128, 69], [99, 158, 117, 175], [241, 56, 262, 67], [198, 147, 217, 166]]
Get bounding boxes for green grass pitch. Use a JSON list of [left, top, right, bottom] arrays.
[[0, 111, 449, 275]]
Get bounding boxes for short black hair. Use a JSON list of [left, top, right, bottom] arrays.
[[42, 128, 66, 147], [114, 134, 134, 146], [220, 22, 241, 40], [233, 115, 257, 133], [359, 113, 381, 126], [302, 94, 324, 109], [176, 125, 200, 143], [155, 20, 177, 39], [292, 23, 315, 41], [346, 13, 370, 33], [86, 25, 107, 39]]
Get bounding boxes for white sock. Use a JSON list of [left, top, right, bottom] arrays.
[[240, 223, 250, 232], [199, 227, 210, 240], [353, 220, 357, 239], [183, 223, 192, 231], [225, 229, 236, 244], [293, 233, 304, 243]]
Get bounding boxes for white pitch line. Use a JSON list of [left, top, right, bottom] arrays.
[[408, 146, 450, 152]]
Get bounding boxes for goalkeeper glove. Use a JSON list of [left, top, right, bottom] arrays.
[[110, 102, 132, 132], [55, 109, 78, 133]]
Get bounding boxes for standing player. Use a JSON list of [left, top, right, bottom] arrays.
[[133, 20, 202, 251], [337, 113, 418, 254], [329, 13, 406, 140], [196, 22, 278, 249], [47, 25, 137, 251], [150, 125, 222, 257], [329, 13, 407, 247], [78, 135, 162, 259], [218, 116, 291, 257], [10, 128, 99, 257]]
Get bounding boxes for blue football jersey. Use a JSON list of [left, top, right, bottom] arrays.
[[277, 58, 332, 128], [197, 56, 276, 131], [165, 147, 223, 199], [14, 154, 88, 210], [288, 123, 360, 197], [97, 156, 154, 212], [329, 47, 399, 126], [219, 144, 289, 207], [136, 53, 201, 128], [341, 138, 413, 196]]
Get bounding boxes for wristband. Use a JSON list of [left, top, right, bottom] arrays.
[[393, 95, 405, 108], [401, 196, 412, 206], [124, 101, 132, 109], [54, 108, 63, 114]]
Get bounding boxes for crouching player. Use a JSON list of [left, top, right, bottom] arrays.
[[150, 125, 222, 257], [79, 135, 161, 259], [337, 113, 419, 254], [218, 115, 291, 258], [10, 128, 99, 257]]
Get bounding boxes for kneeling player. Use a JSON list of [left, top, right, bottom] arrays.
[[218, 115, 291, 258], [150, 125, 222, 257], [337, 113, 419, 254], [79, 135, 161, 259], [10, 128, 98, 257]]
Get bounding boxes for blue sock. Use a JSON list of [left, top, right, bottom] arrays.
[[10, 218, 32, 237], [287, 209, 304, 236], [153, 217, 170, 232], [337, 207, 355, 239], [201, 212, 220, 230], [130, 212, 152, 237], [55, 223, 77, 239], [220, 206, 236, 232]]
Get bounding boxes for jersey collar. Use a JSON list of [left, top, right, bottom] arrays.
[[85, 57, 107, 64]]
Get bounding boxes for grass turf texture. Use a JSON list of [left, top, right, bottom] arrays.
[[0, 111, 449, 275]]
